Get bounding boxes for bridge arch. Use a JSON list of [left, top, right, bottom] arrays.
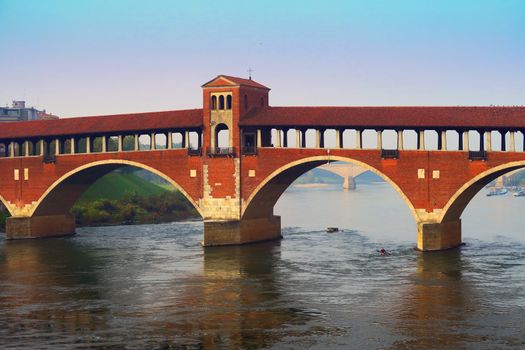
[[440, 161, 525, 223], [30, 159, 204, 218], [0, 193, 14, 216], [242, 155, 419, 223]]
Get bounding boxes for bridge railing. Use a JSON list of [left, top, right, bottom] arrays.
[[469, 150, 487, 161], [43, 154, 57, 163], [206, 147, 236, 157], [241, 145, 257, 156], [380, 149, 399, 159], [187, 147, 202, 156]]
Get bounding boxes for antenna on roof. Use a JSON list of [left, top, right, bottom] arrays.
[[248, 67, 254, 80]]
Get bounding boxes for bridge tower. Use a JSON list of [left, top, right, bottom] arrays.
[[200, 75, 281, 245]]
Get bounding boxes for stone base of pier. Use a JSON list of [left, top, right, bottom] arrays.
[[417, 219, 462, 251], [5, 214, 76, 240], [202, 215, 282, 247]]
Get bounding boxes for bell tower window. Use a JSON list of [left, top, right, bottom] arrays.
[[211, 95, 217, 110], [219, 95, 225, 110], [227, 95, 232, 110]]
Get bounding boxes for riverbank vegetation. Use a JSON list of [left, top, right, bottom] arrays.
[[0, 169, 198, 232]]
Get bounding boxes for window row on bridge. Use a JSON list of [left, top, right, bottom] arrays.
[[247, 128, 525, 153], [0, 130, 203, 158]]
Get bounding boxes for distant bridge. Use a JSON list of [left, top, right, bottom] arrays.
[[317, 163, 368, 189]]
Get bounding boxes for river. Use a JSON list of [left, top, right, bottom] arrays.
[[1, 183, 524, 349]]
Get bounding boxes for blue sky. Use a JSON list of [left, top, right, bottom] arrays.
[[0, 0, 524, 116]]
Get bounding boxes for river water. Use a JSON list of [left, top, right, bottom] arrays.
[[1, 183, 524, 349]]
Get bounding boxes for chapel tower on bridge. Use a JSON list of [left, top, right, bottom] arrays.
[[201, 75, 270, 153]]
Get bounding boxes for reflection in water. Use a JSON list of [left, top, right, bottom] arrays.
[[156, 242, 315, 349], [391, 250, 474, 349], [0, 230, 319, 349], [0, 185, 524, 349], [0, 239, 108, 344]]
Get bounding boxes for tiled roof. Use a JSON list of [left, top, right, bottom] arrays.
[[202, 75, 270, 90], [0, 109, 203, 140], [239, 106, 525, 129]]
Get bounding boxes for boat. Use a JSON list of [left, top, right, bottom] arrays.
[[514, 188, 525, 197], [486, 188, 508, 196], [326, 227, 339, 233]]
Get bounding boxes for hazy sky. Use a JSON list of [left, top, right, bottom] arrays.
[[1, 0, 524, 117]]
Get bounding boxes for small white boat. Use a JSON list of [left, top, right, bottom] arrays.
[[487, 188, 508, 196], [514, 189, 525, 197]]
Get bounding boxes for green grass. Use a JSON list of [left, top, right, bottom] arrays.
[[77, 172, 169, 204]]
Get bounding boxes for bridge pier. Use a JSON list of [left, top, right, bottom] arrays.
[[6, 214, 76, 240], [202, 216, 282, 247], [343, 176, 356, 190], [417, 219, 462, 251]]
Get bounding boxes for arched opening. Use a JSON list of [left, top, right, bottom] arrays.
[[441, 162, 525, 224], [342, 129, 356, 149], [215, 124, 230, 148], [403, 130, 418, 150], [242, 156, 419, 233], [154, 133, 167, 150], [381, 129, 397, 150], [323, 129, 337, 148], [211, 95, 217, 110], [468, 130, 481, 151], [424, 130, 439, 150], [219, 95, 225, 110], [446, 130, 459, 150], [304, 129, 316, 148], [122, 135, 135, 151], [491, 131, 503, 151], [30, 161, 203, 227], [138, 134, 152, 151], [171, 132, 183, 148], [286, 129, 298, 147], [361, 129, 378, 149], [226, 95, 232, 110]]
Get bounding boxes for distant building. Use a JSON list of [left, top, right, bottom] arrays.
[[0, 101, 59, 122]]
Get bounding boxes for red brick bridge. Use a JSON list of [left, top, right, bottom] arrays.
[[1, 75, 525, 251]]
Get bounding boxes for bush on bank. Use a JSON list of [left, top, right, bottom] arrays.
[[0, 191, 198, 232]]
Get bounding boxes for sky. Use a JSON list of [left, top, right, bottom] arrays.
[[0, 0, 524, 117]]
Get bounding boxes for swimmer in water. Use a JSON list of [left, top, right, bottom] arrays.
[[378, 248, 388, 256]]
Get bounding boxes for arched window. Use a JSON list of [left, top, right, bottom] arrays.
[[244, 95, 248, 110], [215, 123, 230, 148], [226, 95, 232, 109], [260, 97, 264, 107], [211, 95, 217, 110], [219, 95, 225, 110]]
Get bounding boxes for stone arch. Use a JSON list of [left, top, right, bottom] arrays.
[[440, 161, 525, 223], [241, 155, 419, 222], [215, 123, 230, 148], [30, 160, 204, 218]]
